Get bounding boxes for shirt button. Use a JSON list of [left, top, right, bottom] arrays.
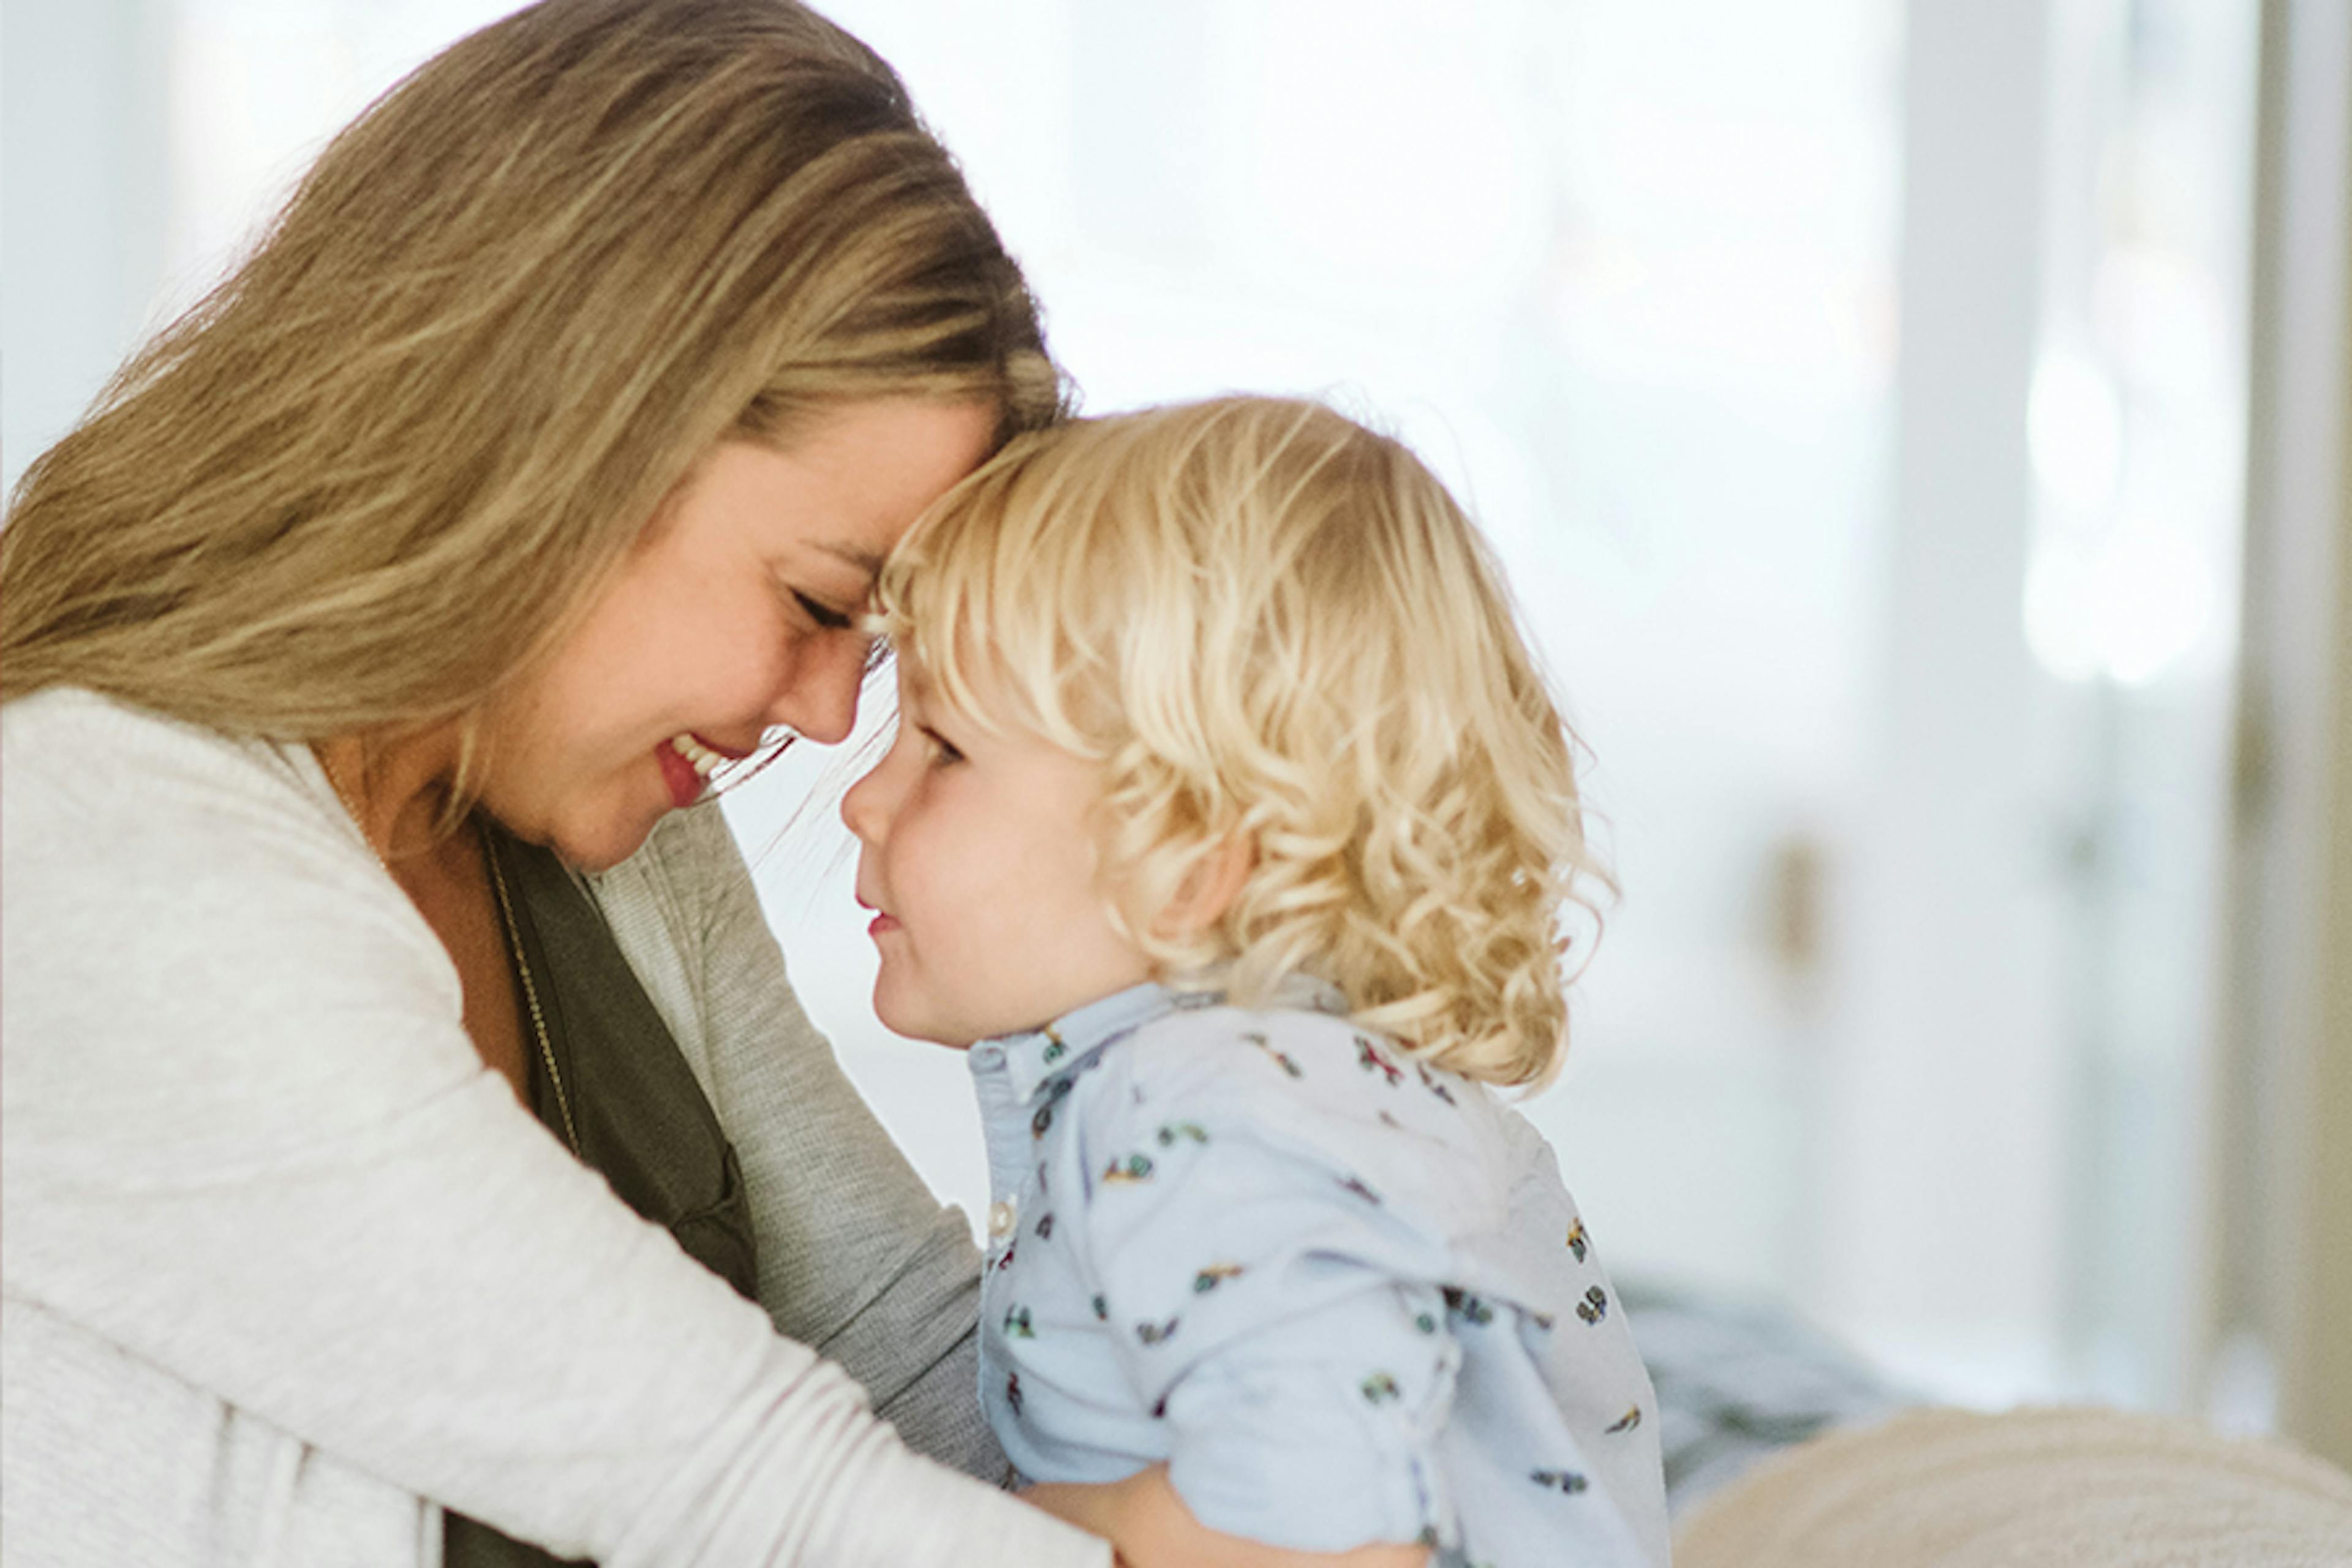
[[973, 1045, 1006, 1069], [988, 1199, 1019, 1240]]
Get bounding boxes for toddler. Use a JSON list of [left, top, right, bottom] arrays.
[[842, 397, 1668, 1567]]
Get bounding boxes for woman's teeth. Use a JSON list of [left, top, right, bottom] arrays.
[[670, 733, 725, 778]]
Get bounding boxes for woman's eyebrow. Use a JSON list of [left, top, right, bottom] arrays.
[[812, 540, 887, 577]]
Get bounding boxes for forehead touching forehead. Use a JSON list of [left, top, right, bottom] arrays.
[[893, 649, 969, 728], [876, 442, 1122, 759], [880, 398, 1374, 775], [891, 633, 1059, 752]]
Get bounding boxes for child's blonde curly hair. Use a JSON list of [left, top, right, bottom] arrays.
[[875, 396, 1607, 1088]]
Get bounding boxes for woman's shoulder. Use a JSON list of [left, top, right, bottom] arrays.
[[2, 686, 441, 986], [6, 685, 291, 780], [2, 691, 471, 1147], [2, 688, 369, 876]]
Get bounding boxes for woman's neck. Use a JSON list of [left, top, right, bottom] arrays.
[[312, 723, 467, 867], [315, 723, 532, 1097]]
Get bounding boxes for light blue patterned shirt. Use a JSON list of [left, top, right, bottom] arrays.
[[968, 981, 1670, 1567]]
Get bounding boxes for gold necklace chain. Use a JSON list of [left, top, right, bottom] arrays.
[[481, 823, 581, 1156], [314, 745, 391, 873], [315, 745, 578, 1154]]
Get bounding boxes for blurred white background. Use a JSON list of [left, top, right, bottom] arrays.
[[12, 0, 2347, 1461]]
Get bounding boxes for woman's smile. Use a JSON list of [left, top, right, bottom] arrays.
[[468, 401, 1000, 871], [661, 731, 755, 808]]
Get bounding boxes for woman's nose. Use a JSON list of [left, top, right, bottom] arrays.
[[766, 630, 872, 745]]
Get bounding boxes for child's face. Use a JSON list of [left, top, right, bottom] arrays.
[[841, 657, 1154, 1047]]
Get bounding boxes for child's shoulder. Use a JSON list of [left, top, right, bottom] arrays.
[[1117, 997, 1396, 1089], [1099, 999, 1502, 1174]]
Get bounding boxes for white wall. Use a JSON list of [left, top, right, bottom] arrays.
[[2, 0, 173, 499]]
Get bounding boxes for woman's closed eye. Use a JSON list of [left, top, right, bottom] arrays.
[[788, 588, 858, 632]]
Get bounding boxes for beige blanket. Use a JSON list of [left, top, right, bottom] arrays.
[[1676, 1406, 2352, 1567]]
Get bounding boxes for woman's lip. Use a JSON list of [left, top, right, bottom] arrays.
[[867, 911, 900, 937], [687, 731, 757, 761], [657, 743, 706, 809]]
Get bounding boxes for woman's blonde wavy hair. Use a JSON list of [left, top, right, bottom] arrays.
[[0, 0, 1061, 771], [877, 397, 1607, 1088]]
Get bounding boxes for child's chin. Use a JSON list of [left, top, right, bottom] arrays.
[[886, 1019, 966, 1048], [875, 1000, 978, 1050]]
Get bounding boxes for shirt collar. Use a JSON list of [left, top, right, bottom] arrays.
[[978, 971, 1351, 1107], [983, 981, 1178, 1106]]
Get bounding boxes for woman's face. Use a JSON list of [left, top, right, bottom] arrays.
[[473, 398, 1000, 871]]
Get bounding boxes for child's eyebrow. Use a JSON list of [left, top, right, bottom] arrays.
[[899, 661, 942, 717], [900, 665, 987, 742]]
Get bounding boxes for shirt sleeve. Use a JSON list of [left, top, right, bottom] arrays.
[[625, 805, 1001, 1476], [0, 701, 1097, 1568], [1076, 1045, 1464, 1553]]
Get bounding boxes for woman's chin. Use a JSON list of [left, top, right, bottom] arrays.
[[573, 831, 657, 873], [540, 804, 668, 874]]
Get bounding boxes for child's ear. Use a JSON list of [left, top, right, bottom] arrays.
[[1157, 831, 1256, 938]]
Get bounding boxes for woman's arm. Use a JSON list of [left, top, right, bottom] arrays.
[[1028, 1468, 1430, 1568], [0, 696, 1091, 1565], [598, 804, 1001, 1473]]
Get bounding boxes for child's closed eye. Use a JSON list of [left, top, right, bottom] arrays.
[[921, 725, 967, 766]]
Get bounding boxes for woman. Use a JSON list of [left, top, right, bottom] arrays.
[[0, 2, 1104, 1564]]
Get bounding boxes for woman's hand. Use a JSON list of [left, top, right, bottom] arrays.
[[1025, 1466, 1431, 1568]]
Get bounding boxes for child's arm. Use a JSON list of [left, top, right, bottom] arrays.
[[1064, 1044, 1470, 1560], [1028, 1466, 1430, 1568]]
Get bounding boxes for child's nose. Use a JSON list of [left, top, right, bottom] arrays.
[[840, 759, 886, 843]]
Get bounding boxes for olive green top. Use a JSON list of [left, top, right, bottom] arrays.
[[448, 823, 766, 1567]]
